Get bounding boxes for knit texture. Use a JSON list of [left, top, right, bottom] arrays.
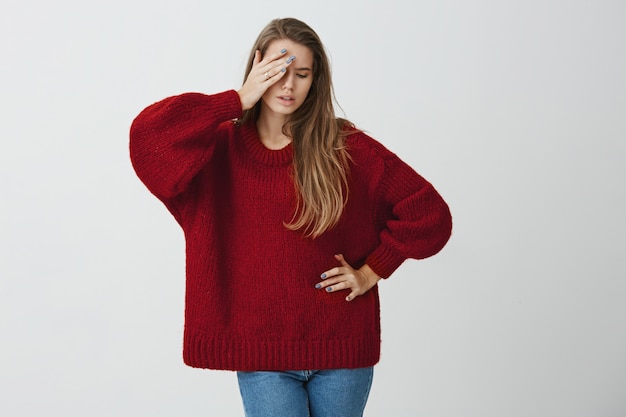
[[129, 90, 452, 371]]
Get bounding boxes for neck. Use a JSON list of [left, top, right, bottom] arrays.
[[256, 108, 291, 150]]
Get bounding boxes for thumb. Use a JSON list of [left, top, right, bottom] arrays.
[[335, 253, 349, 266]]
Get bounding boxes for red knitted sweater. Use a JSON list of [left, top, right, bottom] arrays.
[[129, 90, 452, 371]]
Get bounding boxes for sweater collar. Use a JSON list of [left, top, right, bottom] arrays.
[[239, 122, 293, 167]]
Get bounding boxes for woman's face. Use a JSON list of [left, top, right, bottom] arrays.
[[260, 39, 314, 119]]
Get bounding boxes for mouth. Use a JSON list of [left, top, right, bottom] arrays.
[[277, 95, 296, 107]]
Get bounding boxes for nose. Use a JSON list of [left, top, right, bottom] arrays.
[[282, 70, 294, 90]]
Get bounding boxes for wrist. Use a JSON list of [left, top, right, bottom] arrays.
[[237, 88, 257, 111], [359, 264, 381, 286], [236, 89, 247, 110]]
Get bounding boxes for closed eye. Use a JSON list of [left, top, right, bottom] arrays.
[[293, 67, 312, 78]]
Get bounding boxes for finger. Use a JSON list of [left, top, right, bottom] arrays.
[[346, 290, 360, 302], [261, 56, 295, 83], [320, 266, 348, 280], [319, 267, 335, 280], [259, 47, 288, 66], [322, 280, 351, 293], [315, 274, 348, 290], [263, 66, 287, 83]]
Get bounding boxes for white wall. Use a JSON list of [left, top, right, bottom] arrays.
[[1, 1, 624, 416]]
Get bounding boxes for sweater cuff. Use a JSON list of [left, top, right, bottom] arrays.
[[365, 244, 407, 279], [211, 89, 243, 121]]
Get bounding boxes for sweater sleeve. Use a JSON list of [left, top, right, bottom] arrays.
[[129, 90, 243, 202], [365, 151, 452, 279]]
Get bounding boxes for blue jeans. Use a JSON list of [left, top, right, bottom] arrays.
[[237, 367, 374, 417]]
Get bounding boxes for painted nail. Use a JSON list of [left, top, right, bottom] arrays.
[[320, 273, 327, 279], [280, 68, 286, 73], [315, 283, 322, 289], [326, 287, 333, 292], [280, 48, 287, 53], [286, 55, 296, 64]]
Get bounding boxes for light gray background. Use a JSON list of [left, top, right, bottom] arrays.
[[1, 0, 624, 416]]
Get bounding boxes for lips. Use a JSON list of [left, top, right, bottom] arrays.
[[277, 95, 296, 107]]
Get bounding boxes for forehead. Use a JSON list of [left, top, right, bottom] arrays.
[[267, 39, 313, 67]]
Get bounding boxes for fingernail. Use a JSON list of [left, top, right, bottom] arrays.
[[326, 287, 333, 292], [280, 48, 287, 53], [280, 68, 286, 73], [286, 55, 296, 64], [320, 273, 327, 279], [315, 283, 322, 289], [346, 296, 351, 302]]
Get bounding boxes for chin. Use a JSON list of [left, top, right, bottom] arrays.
[[269, 105, 300, 116]]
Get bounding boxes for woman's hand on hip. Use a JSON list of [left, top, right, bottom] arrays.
[[237, 48, 294, 110], [316, 254, 382, 302]]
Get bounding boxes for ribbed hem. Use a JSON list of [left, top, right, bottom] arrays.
[[213, 89, 244, 121], [182, 330, 380, 371], [366, 243, 407, 279], [172, 90, 243, 123]]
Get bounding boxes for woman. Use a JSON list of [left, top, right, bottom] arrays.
[[130, 17, 452, 417]]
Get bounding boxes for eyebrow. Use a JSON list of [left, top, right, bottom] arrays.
[[294, 67, 312, 71]]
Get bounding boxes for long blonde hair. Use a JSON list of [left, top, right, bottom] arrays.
[[240, 18, 355, 238]]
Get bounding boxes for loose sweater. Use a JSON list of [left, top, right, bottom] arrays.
[[129, 90, 452, 371]]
